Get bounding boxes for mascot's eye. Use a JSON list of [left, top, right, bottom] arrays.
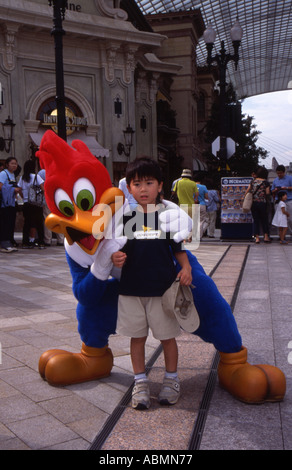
[[54, 189, 74, 217], [73, 178, 96, 211]]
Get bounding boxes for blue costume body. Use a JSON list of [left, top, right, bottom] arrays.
[[66, 249, 242, 354]]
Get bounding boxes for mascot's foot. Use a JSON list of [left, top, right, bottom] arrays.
[[38, 343, 113, 386], [218, 346, 286, 404]]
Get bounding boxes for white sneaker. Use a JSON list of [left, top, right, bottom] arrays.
[[158, 377, 180, 405], [132, 380, 150, 410]]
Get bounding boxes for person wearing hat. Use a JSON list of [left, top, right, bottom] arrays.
[[173, 169, 198, 212], [172, 169, 198, 241]]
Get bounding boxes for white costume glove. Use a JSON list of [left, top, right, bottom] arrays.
[[159, 199, 193, 243], [90, 236, 127, 280], [90, 201, 127, 280]]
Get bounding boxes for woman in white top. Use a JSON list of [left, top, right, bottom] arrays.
[[18, 159, 45, 248]]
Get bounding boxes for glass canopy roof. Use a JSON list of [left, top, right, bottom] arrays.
[[135, 0, 292, 99]]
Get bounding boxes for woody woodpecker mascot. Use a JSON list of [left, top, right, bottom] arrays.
[[37, 130, 285, 404]]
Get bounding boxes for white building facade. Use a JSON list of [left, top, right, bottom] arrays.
[[0, 0, 183, 182]]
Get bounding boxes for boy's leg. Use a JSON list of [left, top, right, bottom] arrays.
[[130, 336, 150, 410], [159, 338, 180, 406], [161, 337, 178, 373], [130, 336, 147, 374]]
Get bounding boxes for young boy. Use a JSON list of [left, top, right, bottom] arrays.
[[112, 157, 192, 410]]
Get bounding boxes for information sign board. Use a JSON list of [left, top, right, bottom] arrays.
[[221, 177, 253, 239]]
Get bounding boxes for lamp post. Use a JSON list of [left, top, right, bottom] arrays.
[[0, 116, 15, 153], [117, 124, 135, 158], [203, 19, 243, 172], [48, 0, 68, 141]]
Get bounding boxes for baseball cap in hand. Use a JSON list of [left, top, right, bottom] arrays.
[[162, 279, 200, 333]]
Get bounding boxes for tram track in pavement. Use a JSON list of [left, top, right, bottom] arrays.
[[89, 244, 249, 451]]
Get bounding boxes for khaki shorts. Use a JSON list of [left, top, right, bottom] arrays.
[[117, 295, 181, 340]]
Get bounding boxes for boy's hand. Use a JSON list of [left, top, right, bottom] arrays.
[[174, 251, 192, 286], [176, 266, 192, 286], [111, 251, 127, 268]]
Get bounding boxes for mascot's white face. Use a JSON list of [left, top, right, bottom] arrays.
[[64, 198, 130, 272]]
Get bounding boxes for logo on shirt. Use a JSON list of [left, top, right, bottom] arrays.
[[134, 225, 161, 239]]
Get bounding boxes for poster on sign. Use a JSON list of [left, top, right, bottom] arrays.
[[221, 177, 253, 239]]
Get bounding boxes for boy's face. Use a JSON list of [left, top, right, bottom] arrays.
[[128, 175, 163, 211]]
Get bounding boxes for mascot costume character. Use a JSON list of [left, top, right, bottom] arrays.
[[37, 130, 286, 405]]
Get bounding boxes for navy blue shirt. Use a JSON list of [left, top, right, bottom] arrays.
[[119, 208, 182, 297]]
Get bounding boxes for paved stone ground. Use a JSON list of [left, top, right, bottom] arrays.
[[200, 242, 292, 450], [0, 236, 291, 450]]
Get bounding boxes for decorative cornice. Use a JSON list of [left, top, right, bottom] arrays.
[[135, 70, 159, 105], [122, 45, 138, 84], [0, 1, 165, 50], [94, 0, 128, 20], [102, 41, 120, 83], [2, 23, 19, 71]]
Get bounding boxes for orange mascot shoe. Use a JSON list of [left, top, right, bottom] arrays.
[[217, 346, 286, 404], [39, 343, 113, 386], [39, 349, 68, 379]]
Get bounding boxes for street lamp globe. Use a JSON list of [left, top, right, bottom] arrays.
[[203, 23, 217, 45], [230, 18, 243, 43]]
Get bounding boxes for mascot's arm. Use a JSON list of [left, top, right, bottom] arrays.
[[65, 236, 126, 307], [180, 251, 242, 353], [65, 252, 116, 307]]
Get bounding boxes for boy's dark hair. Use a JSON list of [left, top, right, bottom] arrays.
[[126, 157, 163, 185]]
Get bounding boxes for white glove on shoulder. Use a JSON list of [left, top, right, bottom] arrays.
[[91, 201, 128, 280], [159, 199, 193, 243]]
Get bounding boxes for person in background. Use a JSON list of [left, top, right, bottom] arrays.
[[195, 173, 209, 239], [245, 166, 271, 244], [272, 190, 289, 244], [38, 169, 64, 246], [205, 187, 220, 238], [0, 157, 22, 253], [170, 175, 181, 193], [271, 164, 292, 237], [173, 169, 198, 242], [18, 159, 45, 249], [173, 169, 198, 214]]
